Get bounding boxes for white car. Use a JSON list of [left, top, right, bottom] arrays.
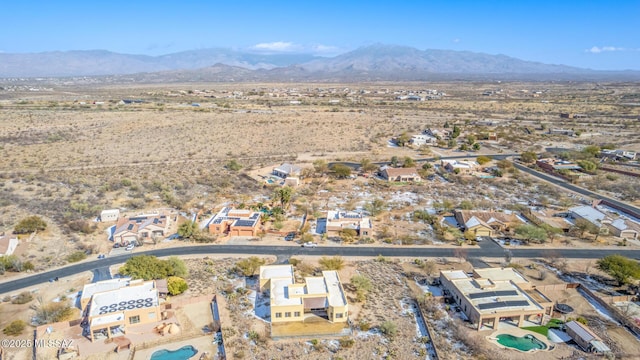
[[125, 244, 135, 251], [301, 242, 318, 248]]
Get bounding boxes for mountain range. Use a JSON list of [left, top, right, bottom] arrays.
[[1, 44, 637, 81]]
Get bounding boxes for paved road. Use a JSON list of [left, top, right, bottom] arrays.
[[329, 153, 518, 169], [512, 162, 640, 216], [2, 245, 640, 295]]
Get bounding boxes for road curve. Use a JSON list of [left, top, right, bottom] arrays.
[[1, 244, 637, 294]]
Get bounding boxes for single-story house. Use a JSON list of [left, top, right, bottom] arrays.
[[454, 210, 522, 236], [325, 211, 373, 238], [380, 166, 421, 182], [205, 207, 261, 237], [112, 214, 171, 244], [605, 219, 639, 240], [441, 160, 479, 173], [0, 234, 19, 256], [440, 268, 552, 331], [273, 163, 302, 178], [409, 134, 438, 147], [536, 158, 581, 172]]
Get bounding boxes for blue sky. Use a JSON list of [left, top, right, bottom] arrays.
[[1, 1, 638, 70]]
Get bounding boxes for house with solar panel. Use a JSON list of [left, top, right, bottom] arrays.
[[440, 268, 553, 331], [112, 213, 171, 245], [205, 207, 261, 237], [259, 265, 349, 325], [325, 210, 373, 238], [80, 278, 163, 342]]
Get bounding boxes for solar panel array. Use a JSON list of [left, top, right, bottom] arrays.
[[250, 213, 260, 220], [235, 220, 257, 227], [477, 300, 530, 310], [468, 290, 518, 299]]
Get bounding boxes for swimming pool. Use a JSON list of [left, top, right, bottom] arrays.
[[150, 345, 198, 360], [496, 333, 547, 352]]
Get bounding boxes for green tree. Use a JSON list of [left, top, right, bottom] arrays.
[[177, 221, 199, 239], [472, 142, 481, 151], [514, 224, 548, 244], [235, 256, 266, 277], [14, 215, 47, 234], [273, 186, 294, 210], [312, 159, 328, 176], [118, 255, 187, 280], [331, 164, 352, 178], [319, 256, 344, 270], [360, 158, 378, 173], [476, 155, 492, 165], [582, 145, 601, 158], [573, 218, 598, 238], [597, 255, 640, 285], [577, 160, 597, 174], [390, 156, 399, 167], [451, 125, 461, 139], [447, 138, 457, 148], [226, 159, 242, 171], [396, 132, 411, 147], [364, 198, 386, 216], [459, 200, 474, 210], [520, 151, 538, 164], [403, 157, 415, 168], [167, 276, 188, 295], [466, 135, 476, 145]]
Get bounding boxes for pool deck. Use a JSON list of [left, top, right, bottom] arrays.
[[134, 335, 216, 359], [486, 325, 554, 353]]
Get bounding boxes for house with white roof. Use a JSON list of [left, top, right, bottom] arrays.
[[605, 219, 639, 240], [82, 278, 162, 342], [325, 210, 373, 237], [568, 205, 610, 234], [440, 268, 553, 331], [441, 160, 479, 173], [259, 265, 348, 324]]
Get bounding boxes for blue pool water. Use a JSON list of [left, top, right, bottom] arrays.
[[150, 345, 198, 360]]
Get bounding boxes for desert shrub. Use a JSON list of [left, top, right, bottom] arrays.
[[67, 219, 96, 234], [33, 301, 75, 325], [14, 215, 47, 234], [235, 257, 266, 277], [3, 320, 26, 336], [119, 255, 188, 280], [351, 275, 372, 302], [0, 255, 34, 273], [167, 276, 188, 295], [66, 251, 87, 263], [318, 256, 344, 270], [339, 336, 355, 348], [11, 291, 33, 304], [380, 320, 397, 337]]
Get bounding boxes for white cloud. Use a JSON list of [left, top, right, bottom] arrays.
[[251, 41, 301, 52], [452, 38, 461, 43], [587, 46, 625, 53]]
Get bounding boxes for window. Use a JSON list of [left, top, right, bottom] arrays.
[[285, 312, 291, 318], [336, 313, 343, 318], [294, 312, 301, 317], [275, 313, 282, 318], [129, 315, 140, 324], [148, 312, 156, 319]]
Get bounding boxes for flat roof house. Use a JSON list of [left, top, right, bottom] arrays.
[[205, 207, 261, 237], [441, 160, 479, 173], [259, 265, 348, 325], [100, 209, 120, 222], [325, 210, 373, 237], [380, 166, 421, 182], [82, 278, 162, 342], [273, 163, 302, 178], [440, 268, 552, 331]]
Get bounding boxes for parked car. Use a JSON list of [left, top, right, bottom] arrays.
[[301, 242, 317, 248], [125, 244, 135, 251], [113, 243, 120, 248], [97, 254, 106, 259], [284, 232, 296, 241]]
